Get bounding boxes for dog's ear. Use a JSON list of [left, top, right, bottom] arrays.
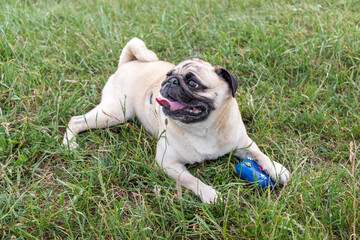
[[215, 66, 239, 97]]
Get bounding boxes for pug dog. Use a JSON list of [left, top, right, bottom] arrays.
[[63, 38, 291, 203]]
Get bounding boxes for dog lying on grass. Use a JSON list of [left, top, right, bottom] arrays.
[[63, 38, 291, 203]]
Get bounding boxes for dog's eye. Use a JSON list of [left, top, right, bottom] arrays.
[[188, 80, 199, 88]]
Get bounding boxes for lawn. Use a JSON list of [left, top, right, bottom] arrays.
[[1, 0, 359, 239]]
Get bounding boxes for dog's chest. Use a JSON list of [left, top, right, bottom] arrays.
[[171, 131, 235, 164]]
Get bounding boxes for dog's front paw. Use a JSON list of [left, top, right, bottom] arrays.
[[264, 161, 291, 185], [62, 137, 79, 151], [199, 186, 220, 204]]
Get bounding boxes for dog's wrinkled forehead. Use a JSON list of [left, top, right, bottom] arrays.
[[168, 58, 239, 98], [170, 58, 213, 75], [167, 58, 221, 88]]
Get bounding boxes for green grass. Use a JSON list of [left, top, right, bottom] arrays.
[[1, 0, 359, 239]]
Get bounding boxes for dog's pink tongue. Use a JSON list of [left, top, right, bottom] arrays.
[[156, 97, 187, 111]]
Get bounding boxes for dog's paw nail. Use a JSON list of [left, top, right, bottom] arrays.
[[201, 188, 220, 204]]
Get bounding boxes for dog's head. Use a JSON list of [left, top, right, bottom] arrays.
[[156, 58, 238, 123]]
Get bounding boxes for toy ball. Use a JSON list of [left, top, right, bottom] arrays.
[[236, 158, 277, 189]]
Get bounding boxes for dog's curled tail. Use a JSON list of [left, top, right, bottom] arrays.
[[118, 38, 159, 66]]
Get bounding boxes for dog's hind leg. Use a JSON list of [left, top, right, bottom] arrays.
[[63, 99, 132, 150]]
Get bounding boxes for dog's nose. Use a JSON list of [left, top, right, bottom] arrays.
[[169, 78, 179, 85]]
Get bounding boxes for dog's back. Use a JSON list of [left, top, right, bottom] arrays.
[[101, 38, 174, 135]]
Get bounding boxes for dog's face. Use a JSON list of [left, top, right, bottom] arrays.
[[156, 59, 239, 123]]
